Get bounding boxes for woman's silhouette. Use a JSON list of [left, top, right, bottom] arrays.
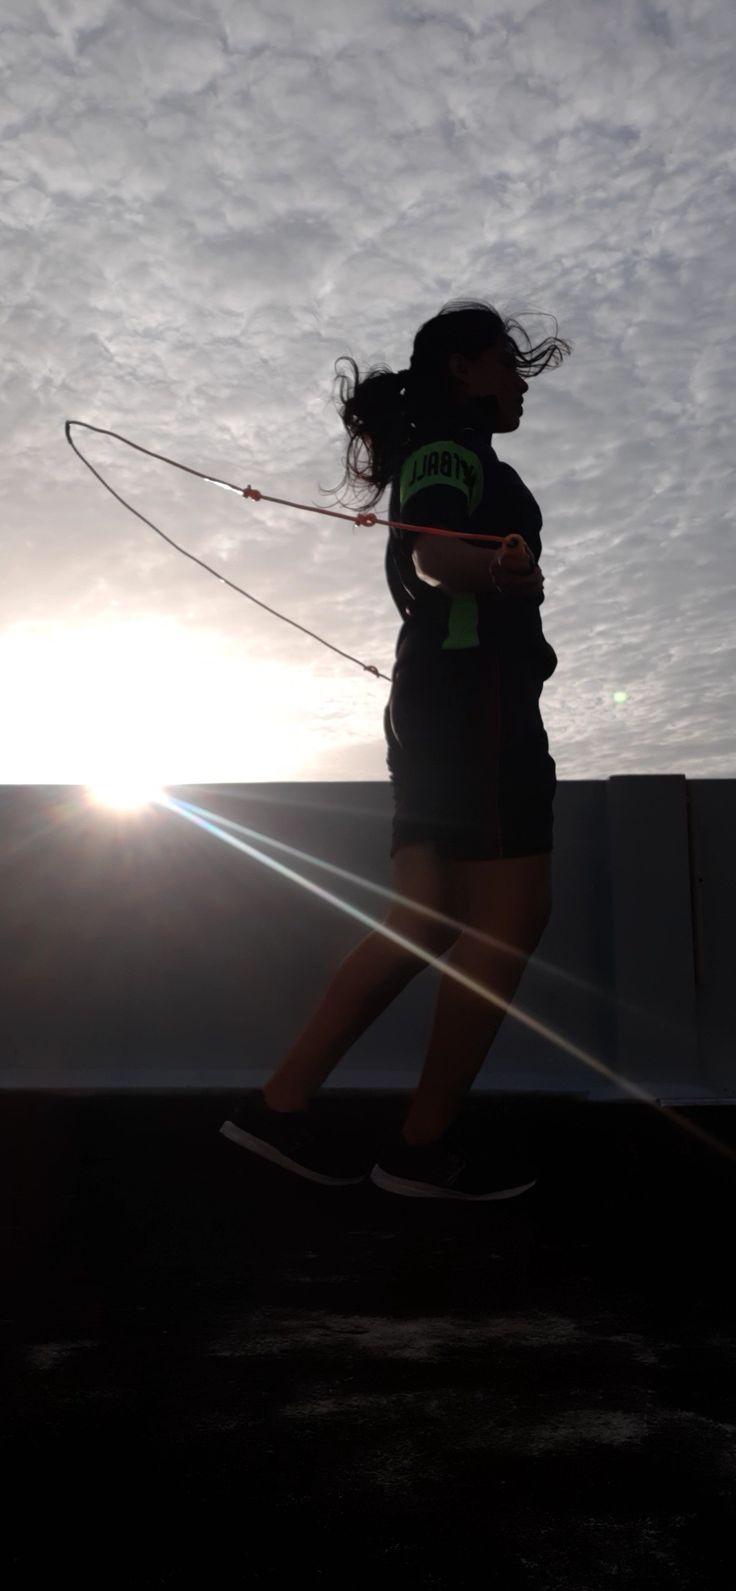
[[221, 299, 572, 1198]]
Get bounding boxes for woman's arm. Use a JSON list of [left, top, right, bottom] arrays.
[[413, 534, 504, 595]]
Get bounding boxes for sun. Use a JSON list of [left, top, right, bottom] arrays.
[[1, 616, 324, 791], [87, 778, 167, 812]]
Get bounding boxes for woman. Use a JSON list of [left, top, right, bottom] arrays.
[[221, 299, 572, 1200]]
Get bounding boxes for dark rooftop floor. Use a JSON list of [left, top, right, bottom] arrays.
[[2, 1090, 734, 1588]]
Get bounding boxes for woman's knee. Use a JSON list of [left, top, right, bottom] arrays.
[[383, 910, 459, 962], [385, 843, 460, 961]]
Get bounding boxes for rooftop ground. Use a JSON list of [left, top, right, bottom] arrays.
[[3, 1089, 734, 1588]]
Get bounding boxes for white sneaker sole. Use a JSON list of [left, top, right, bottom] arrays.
[[219, 1120, 365, 1186], [369, 1164, 537, 1201]]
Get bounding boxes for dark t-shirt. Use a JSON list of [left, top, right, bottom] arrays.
[[385, 415, 558, 682]]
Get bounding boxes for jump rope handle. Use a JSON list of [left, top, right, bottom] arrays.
[[497, 534, 536, 571]]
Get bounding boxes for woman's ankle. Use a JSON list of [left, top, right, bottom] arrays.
[[401, 1123, 445, 1148], [261, 1083, 310, 1114]]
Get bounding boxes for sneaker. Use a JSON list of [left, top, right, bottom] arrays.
[[370, 1126, 538, 1201], [219, 1090, 367, 1186]]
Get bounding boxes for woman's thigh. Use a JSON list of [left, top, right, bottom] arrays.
[[444, 851, 552, 940], [384, 841, 460, 955], [384, 843, 552, 956]]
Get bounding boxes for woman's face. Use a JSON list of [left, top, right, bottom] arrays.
[[448, 342, 528, 433]]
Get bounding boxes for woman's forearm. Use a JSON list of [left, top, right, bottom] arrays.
[[412, 534, 503, 596]]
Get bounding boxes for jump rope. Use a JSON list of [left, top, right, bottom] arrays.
[[65, 419, 536, 686]]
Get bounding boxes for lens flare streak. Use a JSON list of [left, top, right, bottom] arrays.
[[156, 791, 734, 1168]]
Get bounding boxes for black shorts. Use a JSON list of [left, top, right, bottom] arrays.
[[384, 649, 557, 861]]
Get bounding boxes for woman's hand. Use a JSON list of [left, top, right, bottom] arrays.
[[491, 536, 545, 601]]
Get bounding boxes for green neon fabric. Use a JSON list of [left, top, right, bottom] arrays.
[[399, 441, 483, 519], [441, 594, 480, 649], [399, 440, 483, 648]]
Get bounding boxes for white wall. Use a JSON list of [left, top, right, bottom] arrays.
[[0, 778, 732, 1099]]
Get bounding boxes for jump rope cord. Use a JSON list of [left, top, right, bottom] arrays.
[[65, 419, 512, 687]]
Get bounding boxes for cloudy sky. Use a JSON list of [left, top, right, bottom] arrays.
[[2, 0, 734, 791]]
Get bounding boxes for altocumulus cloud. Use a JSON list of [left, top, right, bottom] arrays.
[[1, 0, 734, 782]]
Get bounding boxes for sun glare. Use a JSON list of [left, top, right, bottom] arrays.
[[0, 617, 357, 787], [87, 779, 166, 812]]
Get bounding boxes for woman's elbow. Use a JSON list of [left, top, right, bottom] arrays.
[[411, 541, 443, 588]]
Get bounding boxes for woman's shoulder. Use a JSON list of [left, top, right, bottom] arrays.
[[392, 424, 490, 515]]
